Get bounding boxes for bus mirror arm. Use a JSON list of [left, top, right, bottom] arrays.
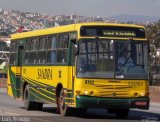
[[71, 39, 77, 45], [71, 39, 79, 55]]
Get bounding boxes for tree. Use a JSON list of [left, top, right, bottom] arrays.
[[146, 20, 160, 85]]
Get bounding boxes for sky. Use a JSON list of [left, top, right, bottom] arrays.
[[0, 0, 160, 18]]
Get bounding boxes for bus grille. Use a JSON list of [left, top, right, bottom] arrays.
[[94, 84, 132, 97]]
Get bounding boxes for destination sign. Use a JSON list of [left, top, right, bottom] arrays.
[[80, 26, 146, 38], [103, 30, 136, 37]]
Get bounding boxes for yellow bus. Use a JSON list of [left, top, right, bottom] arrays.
[[8, 22, 149, 118]]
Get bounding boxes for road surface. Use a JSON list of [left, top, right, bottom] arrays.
[[0, 90, 160, 122]]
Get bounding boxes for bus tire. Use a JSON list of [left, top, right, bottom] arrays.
[[23, 85, 43, 110], [23, 85, 43, 111], [115, 109, 129, 119], [34, 102, 43, 111], [58, 88, 72, 116]]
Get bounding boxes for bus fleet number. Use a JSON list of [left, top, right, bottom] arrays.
[[85, 80, 94, 85]]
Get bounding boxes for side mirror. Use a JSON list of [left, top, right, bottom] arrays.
[[71, 39, 79, 55]]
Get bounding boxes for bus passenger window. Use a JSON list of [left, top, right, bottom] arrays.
[[37, 51, 46, 64], [39, 37, 46, 50], [31, 38, 39, 51], [57, 50, 67, 63], [24, 52, 30, 64], [25, 39, 31, 51], [48, 36, 57, 49], [57, 35, 69, 48], [47, 36, 57, 64], [10, 41, 17, 65], [47, 51, 56, 64], [29, 52, 37, 64], [56, 34, 69, 64]]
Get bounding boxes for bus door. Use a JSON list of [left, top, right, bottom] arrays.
[[16, 46, 24, 98]]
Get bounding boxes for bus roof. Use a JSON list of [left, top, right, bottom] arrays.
[[11, 22, 145, 40]]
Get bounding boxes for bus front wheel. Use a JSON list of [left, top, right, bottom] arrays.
[[58, 88, 72, 116]]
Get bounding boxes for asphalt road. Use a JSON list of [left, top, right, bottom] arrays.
[[0, 92, 160, 122]]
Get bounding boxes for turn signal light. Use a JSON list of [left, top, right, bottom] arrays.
[[90, 91, 94, 96], [134, 92, 138, 97], [76, 90, 81, 95]]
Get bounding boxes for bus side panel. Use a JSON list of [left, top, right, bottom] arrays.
[[21, 66, 73, 104], [7, 66, 17, 98], [7, 67, 13, 97], [58, 66, 74, 105], [21, 66, 56, 104]]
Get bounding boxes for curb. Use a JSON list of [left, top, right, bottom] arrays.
[[0, 88, 7, 93], [150, 102, 160, 107]]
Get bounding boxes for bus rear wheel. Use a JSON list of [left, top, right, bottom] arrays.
[[58, 88, 72, 116], [23, 85, 43, 110]]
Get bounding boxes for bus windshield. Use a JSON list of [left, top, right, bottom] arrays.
[[76, 39, 148, 79], [77, 39, 114, 78], [115, 40, 148, 79]]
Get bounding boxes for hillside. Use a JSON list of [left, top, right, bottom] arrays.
[[110, 14, 160, 23]]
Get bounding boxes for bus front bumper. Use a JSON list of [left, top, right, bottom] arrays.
[[76, 96, 149, 110]]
